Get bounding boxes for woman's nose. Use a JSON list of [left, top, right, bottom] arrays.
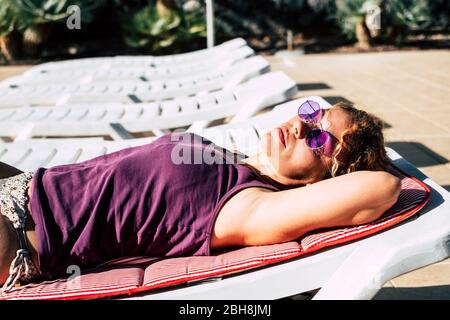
[[291, 117, 309, 139]]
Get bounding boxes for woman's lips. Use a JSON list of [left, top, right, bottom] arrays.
[[277, 127, 286, 148]]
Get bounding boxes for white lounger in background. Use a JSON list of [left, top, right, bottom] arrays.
[[0, 72, 298, 140], [0, 138, 155, 172], [0, 46, 255, 87], [0, 56, 270, 108], [1, 95, 448, 300], [22, 38, 248, 75]]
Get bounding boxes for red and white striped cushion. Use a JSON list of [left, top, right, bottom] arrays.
[[300, 171, 429, 252], [0, 166, 430, 300]]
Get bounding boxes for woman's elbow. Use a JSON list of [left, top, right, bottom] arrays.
[[383, 172, 402, 206], [351, 172, 402, 225], [370, 171, 402, 216], [378, 173, 401, 216]]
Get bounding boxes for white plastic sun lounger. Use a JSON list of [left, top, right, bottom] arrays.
[[0, 72, 298, 141], [0, 56, 270, 108], [23, 38, 248, 75], [0, 138, 155, 172], [1, 46, 255, 87], [0, 96, 448, 300]]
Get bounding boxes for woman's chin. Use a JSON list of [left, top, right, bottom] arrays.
[[261, 133, 272, 155], [261, 133, 279, 159]]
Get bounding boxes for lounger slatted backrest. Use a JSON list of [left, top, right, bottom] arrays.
[[0, 138, 152, 172], [0, 96, 436, 300], [0, 72, 297, 140], [0, 56, 270, 108], [23, 38, 248, 75], [1, 46, 255, 87]]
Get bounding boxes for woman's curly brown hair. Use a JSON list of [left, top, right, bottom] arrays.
[[328, 102, 390, 178]]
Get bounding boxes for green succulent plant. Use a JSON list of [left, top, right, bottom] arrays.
[[336, 0, 381, 38], [336, 0, 433, 45], [385, 0, 431, 29], [0, 1, 26, 36], [0, 2, 26, 61], [335, 0, 382, 49], [121, 2, 206, 54], [11, 0, 106, 25], [1, 0, 108, 58]]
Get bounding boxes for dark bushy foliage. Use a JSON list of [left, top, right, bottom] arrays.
[[120, 0, 206, 54], [428, 0, 450, 30], [212, 0, 338, 50], [1, 0, 448, 62]]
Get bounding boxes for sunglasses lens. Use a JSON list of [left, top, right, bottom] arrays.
[[306, 129, 330, 149], [298, 100, 322, 123]]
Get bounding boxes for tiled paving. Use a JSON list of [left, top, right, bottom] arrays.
[[0, 65, 30, 82], [1, 49, 449, 299]]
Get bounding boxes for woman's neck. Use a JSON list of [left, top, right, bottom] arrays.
[[241, 154, 273, 177], [241, 154, 305, 188]]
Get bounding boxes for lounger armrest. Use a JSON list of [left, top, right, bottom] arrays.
[[313, 228, 450, 300], [110, 123, 135, 140]]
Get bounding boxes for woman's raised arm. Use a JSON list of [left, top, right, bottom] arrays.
[[241, 171, 401, 246]]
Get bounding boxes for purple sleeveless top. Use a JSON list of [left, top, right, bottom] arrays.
[[29, 133, 279, 279]]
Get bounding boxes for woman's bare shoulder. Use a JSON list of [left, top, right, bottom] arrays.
[[211, 187, 275, 250]]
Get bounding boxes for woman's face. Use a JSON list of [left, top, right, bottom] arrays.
[[261, 107, 353, 186]]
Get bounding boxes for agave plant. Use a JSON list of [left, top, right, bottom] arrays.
[[380, 0, 432, 43], [12, 0, 105, 24], [121, 0, 206, 54], [0, 1, 27, 61], [428, 0, 450, 31], [336, 0, 383, 49], [0, 0, 106, 56], [337, 0, 433, 47], [0, 1, 23, 35], [386, 0, 431, 29]]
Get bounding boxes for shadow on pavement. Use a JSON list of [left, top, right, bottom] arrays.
[[323, 96, 353, 105], [297, 83, 332, 91], [387, 141, 449, 167], [373, 285, 450, 300], [322, 96, 392, 128]]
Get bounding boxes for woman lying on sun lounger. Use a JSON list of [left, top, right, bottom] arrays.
[[0, 101, 401, 292]]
